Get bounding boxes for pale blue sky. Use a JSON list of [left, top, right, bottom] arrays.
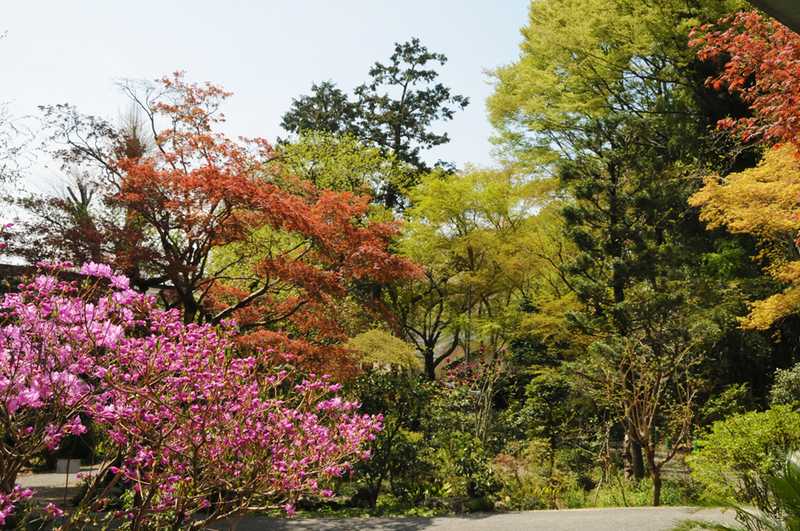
[[2, 1, 529, 189]]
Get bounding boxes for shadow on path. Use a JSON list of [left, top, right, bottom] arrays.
[[213, 513, 498, 531]]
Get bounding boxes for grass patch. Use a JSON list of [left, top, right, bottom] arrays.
[[671, 519, 730, 531]]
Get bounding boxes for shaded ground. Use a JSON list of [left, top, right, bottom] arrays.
[[214, 507, 737, 531]]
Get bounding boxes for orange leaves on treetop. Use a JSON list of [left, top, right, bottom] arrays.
[[691, 11, 800, 146], [27, 71, 420, 376]]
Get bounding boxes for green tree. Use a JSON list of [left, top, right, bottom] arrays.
[[394, 167, 569, 379], [280, 81, 358, 136], [486, 0, 756, 484], [281, 38, 468, 209]]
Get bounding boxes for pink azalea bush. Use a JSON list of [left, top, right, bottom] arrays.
[[0, 486, 32, 527], [0, 262, 381, 529]]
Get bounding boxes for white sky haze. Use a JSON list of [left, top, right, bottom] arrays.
[[2, 1, 529, 190]]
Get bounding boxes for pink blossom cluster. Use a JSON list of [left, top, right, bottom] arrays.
[[0, 485, 32, 526], [0, 262, 381, 528]]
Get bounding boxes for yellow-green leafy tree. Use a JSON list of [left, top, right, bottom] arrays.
[[690, 145, 800, 330], [392, 166, 574, 379], [346, 329, 423, 372]]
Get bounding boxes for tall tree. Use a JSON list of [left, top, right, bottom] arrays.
[[353, 39, 469, 172], [280, 81, 359, 137], [12, 73, 419, 377], [488, 0, 747, 481], [395, 167, 567, 379], [281, 38, 469, 209]]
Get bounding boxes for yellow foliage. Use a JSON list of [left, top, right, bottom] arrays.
[[690, 145, 800, 241], [690, 145, 800, 329], [742, 286, 800, 331]]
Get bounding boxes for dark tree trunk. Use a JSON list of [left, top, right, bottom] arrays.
[[645, 448, 661, 506], [652, 470, 662, 507], [623, 433, 645, 481], [631, 440, 645, 480], [424, 347, 436, 380]]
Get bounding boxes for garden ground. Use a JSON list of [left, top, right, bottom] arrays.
[[17, 469, 737, 530], [216, 507, 737, 530]]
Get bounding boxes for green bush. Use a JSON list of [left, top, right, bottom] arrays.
[[688, 406, 800, 504], [492, 439, 579, 510], [732, 456, 800, 531], [771, 364, 800, 408]]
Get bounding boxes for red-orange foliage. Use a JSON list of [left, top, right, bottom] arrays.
[[691, 10, 800, 145], [16, 72, 420, 377]]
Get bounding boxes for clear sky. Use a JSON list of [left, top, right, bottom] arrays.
[[2, 1, 529, 190]]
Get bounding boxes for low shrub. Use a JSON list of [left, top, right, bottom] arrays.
[[688, 406, 800, 505]]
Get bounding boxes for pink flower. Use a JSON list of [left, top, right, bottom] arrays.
[[79, 262, 114, 279], [44, 503, 64, 518], [110, 275, 130, 290], [0, 262, 381, 528]]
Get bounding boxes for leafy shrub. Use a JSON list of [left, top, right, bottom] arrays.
[[346, 329, 422, 371], [732, 456, 800, 531], [350, 361, 504, 511], [349, 371, 435, 508], [689, 406, 800, 504], [701, 383, 751, 424], [771, 364, 800, 408], [492, 439, 578, 510]]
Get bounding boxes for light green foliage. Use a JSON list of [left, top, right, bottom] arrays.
[[346, 329, 422, 372], [771, 364, 800, 408], [700, 383, 751, 425], [689, 407, 800, 504], [276, 131, 411, 199], [571, 477, 701, 509], [399, 167, 570, 363], [488, 0, 743, 162]]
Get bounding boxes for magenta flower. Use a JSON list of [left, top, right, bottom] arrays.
[[0, 263, 380, 528]]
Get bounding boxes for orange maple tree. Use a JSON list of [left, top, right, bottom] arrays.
[[691, 10, 800, 146], [17, 73, 420, 376]]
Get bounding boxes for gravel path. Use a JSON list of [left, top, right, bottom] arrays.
[[214, 507, 738, 531]]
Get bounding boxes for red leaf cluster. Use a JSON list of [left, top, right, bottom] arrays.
[[19, 72, 421, 378], [691, 11, 800, 145]]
